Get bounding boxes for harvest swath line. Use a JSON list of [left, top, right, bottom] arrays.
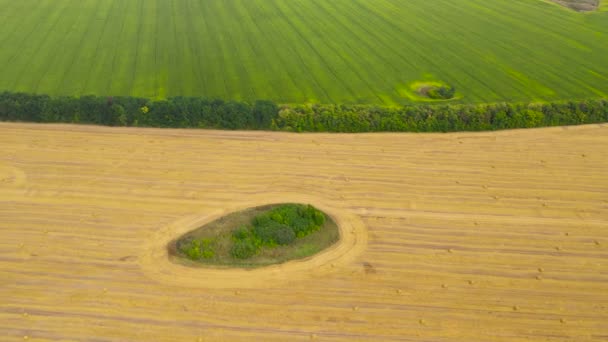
[[237, 2, 288, 101], [119, 1, 136, 95], [58, 0, 105, 95], [274, 1, 360, 103], [153, 1, 163, 99], [202, 1, 230, 100], [220, 0, 258, 100], [0, 1, 48, 67], [471, 1, 594, 97], [32, 1, 84, 94], [413, 1, 521, 100], [1, 122, 607, 341], [353, 0, 481, 100], [104, 1, 123, 94], [0, 2, 37, 59], [308, 1, 391, 105], [188, 0, 210, 97], [287, 0, 381, 104], [480, 0, 605, 96], [160, 1, 173, 96], [80, 0, 114, 95], [328, 1, 416, 96], [7, 1, 68, 93], [253, 0, 329, 103], [222, 0, 256, 99], [414, 0, 528, 101], [215, 3, 252, 99], [131, 0, 154, 98], [347, 1, 454, 100], [169, 0, 185, 96]]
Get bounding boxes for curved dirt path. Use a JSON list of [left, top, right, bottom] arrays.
[[139, 194, 368, 288]]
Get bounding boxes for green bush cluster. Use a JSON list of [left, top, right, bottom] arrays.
[[275, 100, 608, 132], [256, 204, 325, 238], [177, 238, 216, 260], [231, 237, 260, 259], [230, 204, 326, 259], [252, 221, 296, 245], [1, 91, 606, 133], [427, 85, 456, 100]]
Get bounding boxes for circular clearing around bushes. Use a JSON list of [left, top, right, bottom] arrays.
[[397, 81, 462, 102], [138, 195, 367, 289], [169, 203, 341, 268]]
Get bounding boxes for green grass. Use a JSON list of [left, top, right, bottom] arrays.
[[1, 0, 607, 105], [169, 204, 340, 268]]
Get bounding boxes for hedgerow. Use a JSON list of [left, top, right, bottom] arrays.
[[1, 91, 606, 133]]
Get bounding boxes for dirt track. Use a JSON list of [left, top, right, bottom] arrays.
[[1, 123, 607, 341]]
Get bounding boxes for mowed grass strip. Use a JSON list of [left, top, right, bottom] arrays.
[[0, 0, 607, 104]]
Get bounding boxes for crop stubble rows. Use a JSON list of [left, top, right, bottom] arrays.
[[0, 122, 607, 341]]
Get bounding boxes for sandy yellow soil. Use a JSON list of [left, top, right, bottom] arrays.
[[0, 122, 607, 341]]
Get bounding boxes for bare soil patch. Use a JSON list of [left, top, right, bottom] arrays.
[[549, 0, 599, 11]]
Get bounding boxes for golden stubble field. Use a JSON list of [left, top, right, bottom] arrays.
[[1, 122, 607, 341]]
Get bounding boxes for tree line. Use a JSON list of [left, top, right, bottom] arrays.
[[0, 92, 277, 129], [275, 100, 608, 132], [1, 91, 606, 133]]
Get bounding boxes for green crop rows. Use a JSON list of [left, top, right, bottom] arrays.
[[1, 0, 607, 105]]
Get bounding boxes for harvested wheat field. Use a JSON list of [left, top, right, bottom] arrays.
[[1, 122, 607, 341]]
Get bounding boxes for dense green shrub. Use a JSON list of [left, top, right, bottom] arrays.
[[252, 221, 296, 246], [302, 204, 326, 226], [255, 204, 325, 238], [1, 91, 606, 133], [427, 85, 456, 100], [178, 238, 215, 260], [229, 204, 327, 259], [231, 238, 260, 259], [273, 226, 297, 245], [232, 226, 253, 241]]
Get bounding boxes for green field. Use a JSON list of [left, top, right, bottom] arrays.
[[0, 0, 607, 105]]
